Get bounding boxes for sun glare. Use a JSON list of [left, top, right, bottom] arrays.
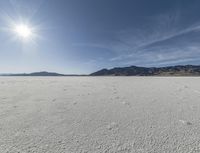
[[14, 24, 33, 39]]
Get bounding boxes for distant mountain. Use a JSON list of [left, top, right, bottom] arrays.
[[90, 65, 200, 76], [2, 65, 200, 76], [0, 71, 65, 76]]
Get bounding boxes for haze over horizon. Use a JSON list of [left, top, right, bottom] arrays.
[[0, 0, 200, 74]]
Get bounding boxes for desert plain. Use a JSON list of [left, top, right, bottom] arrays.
[[0, 77, 200, 153]]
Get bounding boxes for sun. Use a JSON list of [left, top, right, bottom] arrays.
[[14, 24, 33, 39], [2, 15, 39, 43]]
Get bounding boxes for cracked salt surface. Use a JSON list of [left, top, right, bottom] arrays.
[[0, 77, 200, 153]]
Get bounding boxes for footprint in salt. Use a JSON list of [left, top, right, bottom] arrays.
[[122, 101, 131, 106], [115, 96, 120, 99], [73, 101, 77, 105], [186, 122, 192, 125], [179, 120, 192, 125], [107, 122, 118, 130]]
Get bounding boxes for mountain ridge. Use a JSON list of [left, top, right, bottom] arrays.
[[90, 65, 200, 76], [0, 71, 86, 76], [1, 65, 200, 76]]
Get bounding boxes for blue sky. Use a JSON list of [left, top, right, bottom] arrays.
[[0, 0, 200, 74]]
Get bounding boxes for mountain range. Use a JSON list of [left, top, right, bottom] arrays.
[[1, 65, 200, 76], [0, 71, 65, 76], [0, 71, 85, 76], [90, 65, 200, 76]]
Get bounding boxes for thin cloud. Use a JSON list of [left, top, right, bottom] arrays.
[[107, 10, 200, 65]]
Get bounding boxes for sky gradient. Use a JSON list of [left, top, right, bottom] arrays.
[[0, 0, 200, 74]]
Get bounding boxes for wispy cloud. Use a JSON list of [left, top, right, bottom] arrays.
[[72, 9, 200, 67], [106, 11, 200, 66]]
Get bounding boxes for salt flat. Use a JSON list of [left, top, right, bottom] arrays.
[[0, 77, 200, 153]]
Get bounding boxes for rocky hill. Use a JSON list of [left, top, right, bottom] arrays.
[[90, 65, 200, 76]]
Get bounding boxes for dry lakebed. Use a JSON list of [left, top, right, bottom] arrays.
[[0, 77, 200, 153]]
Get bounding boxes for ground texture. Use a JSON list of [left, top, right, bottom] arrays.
[[0, 77, 200, 153]]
